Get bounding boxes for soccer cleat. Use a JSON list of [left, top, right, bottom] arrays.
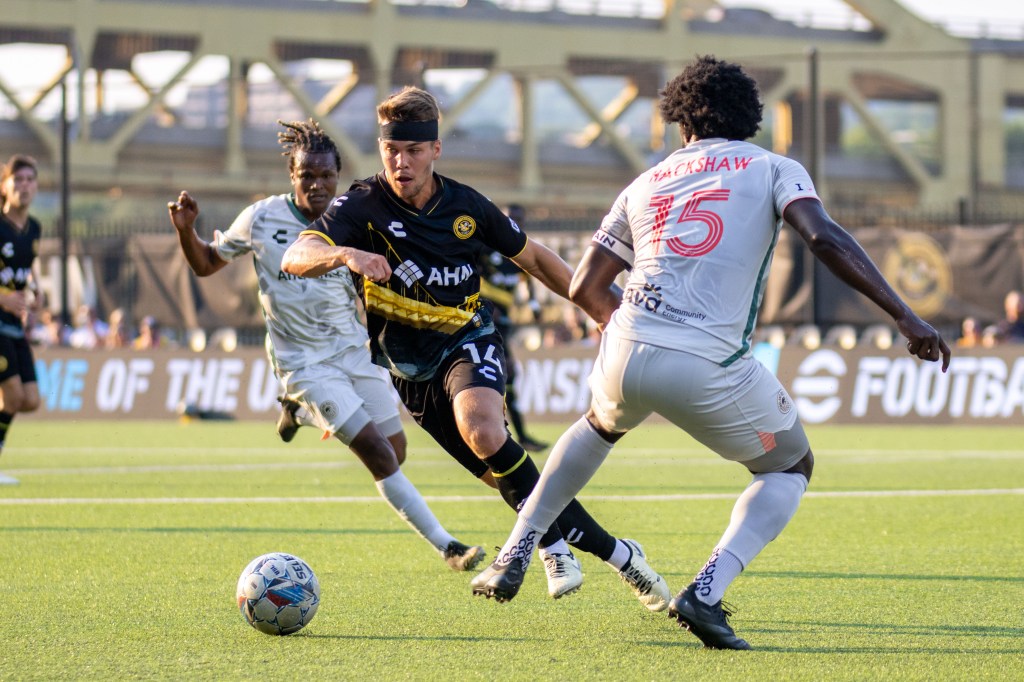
[[276, 397, 301, 443], [0, 472, 18, 485], [617, 539, 671, 612], [470, 557, 526, 602], [542, 551, 583, 599], [668, 582, 752, 650], [518, 436, 549, 453], [443, 541, 487, 572]]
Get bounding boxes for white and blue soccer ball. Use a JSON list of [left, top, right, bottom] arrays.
[[236, 552, 320, 635]]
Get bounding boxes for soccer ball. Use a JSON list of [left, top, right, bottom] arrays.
[[236, 552, 320, 635]]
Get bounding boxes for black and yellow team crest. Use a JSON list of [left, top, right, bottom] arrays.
[[453, 215, 476, 240]]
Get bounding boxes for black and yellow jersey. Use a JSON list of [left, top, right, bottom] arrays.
[[0, 213, 40, 338], [304, 172, 528, 381]]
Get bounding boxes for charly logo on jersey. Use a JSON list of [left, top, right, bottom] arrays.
[[331, 195, 348, 208], [388, 221, 407, 238], [1, 242, 13, 259], [453, 215, 476, 240]]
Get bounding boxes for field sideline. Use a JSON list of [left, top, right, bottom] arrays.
[[1, 420, 1022, 680]]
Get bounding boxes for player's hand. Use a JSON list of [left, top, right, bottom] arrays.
[[346, 251, 392, 283], [167, 191, 199, 232], [0, 290, 27, 317], [898, 314, 951, 372]]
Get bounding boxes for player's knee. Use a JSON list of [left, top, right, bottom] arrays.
[[387, 431, 407, 466], [19, 395, 40, 413], [461, 420, 507, 458]]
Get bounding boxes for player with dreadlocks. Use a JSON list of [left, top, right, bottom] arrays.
[[168, 119, 487, 572]]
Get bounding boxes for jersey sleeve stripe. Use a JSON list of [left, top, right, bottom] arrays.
[[299, 228, 335, 246]]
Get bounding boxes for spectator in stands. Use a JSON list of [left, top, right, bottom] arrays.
[[105, 308, 129, 349], [993, 290, 1024, 344], [956, 316, 982, 348], [28, 309, 62, 348], [132, 315, 169, 349], [66, 304, 108, 350]]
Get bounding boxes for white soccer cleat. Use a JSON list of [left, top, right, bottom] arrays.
[[0, 473, 19, 485], [542, 551, 583, 599], [617, 539, 671, 612]]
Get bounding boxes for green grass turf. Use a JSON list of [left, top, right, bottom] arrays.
[[1, 419, 1022, 680]]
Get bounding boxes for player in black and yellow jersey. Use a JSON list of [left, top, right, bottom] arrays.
[[0, 155, 43, 485], [283, 86, 669, 609]]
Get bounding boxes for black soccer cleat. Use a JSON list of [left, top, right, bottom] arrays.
[[276, 398, 301, 443], [443, 541, 487, 572], [470, 557, 526, 603], [668, 583, 752, 650]]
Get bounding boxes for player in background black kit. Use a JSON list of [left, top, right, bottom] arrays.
[[0, 155, 43, 486], [478, 204, 547, 453], [282, 86, 670, 610]]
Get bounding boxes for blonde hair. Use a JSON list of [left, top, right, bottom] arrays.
[[376, 86, 441, 124]]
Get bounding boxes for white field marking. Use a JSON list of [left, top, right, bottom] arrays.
[[4, 446, 1022, 477], [1, 488, 1021, 506]]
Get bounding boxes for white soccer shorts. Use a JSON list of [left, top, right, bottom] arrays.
[[588, 334, 809, 472], [278, 344, 402, 445]]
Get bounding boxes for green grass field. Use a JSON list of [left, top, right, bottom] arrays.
[[1, 419, 1022, 680]]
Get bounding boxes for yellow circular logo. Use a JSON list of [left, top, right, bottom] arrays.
[[881, 232, 951, 318], [453, 215, 476, 240]]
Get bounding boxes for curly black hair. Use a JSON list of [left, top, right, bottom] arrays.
[[277, 118, 341, 172], [658, 55, 762, 142]]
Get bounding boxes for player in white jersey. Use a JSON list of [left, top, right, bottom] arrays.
[[473, 56, 951, 648], [168, 119, 485, 572]]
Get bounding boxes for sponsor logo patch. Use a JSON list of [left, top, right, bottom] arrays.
[[320, 400, 339, 421]]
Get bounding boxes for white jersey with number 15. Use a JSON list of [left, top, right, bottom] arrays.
[[595, 138, 820, 366]]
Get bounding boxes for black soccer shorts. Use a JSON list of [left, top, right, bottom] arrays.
[[392, 331, 508, 478]]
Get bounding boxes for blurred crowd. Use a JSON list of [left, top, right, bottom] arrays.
[[27, 304, 174, 350]]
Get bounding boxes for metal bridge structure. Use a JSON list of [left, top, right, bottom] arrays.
[[3, 0, 1024, 221]]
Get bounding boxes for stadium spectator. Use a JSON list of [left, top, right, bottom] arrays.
[[474, 56, 951, 649], [168, 119, 484, 572], [66, 304, 108, 350], [993, 290, 1024, 343], [282, 87, 669, 610], [478, 203, 548, 452], [0, 154, 43, 485], [28, 309, 62, 348], [131, 315, 171, 349], [956, 316, 982, 348], [104, 308, 129, 349]]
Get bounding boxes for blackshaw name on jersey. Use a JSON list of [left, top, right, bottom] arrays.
[[305, 173, 528, 381]]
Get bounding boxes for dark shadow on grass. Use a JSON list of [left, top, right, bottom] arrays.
[[302, 634, 540, 643], [638, 619, 1024, 654], [750, 570, 1023, 584], [0, 526, 428, 535]]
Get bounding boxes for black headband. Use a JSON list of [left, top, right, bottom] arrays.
[[379, 119, 438, 142]]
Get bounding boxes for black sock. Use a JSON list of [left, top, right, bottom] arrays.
[[505, 387, 527, 441], [0, 411, 13, 449], [484, 436, 562, 548], [555, 499, 617, 561]]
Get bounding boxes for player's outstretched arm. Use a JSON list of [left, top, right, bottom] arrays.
[[511, 238, 572, 300], [167, 190, 229, 278], [281, 233, 392, 283], [569, 244, 627, 330], [784, 198, 951, 371]]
